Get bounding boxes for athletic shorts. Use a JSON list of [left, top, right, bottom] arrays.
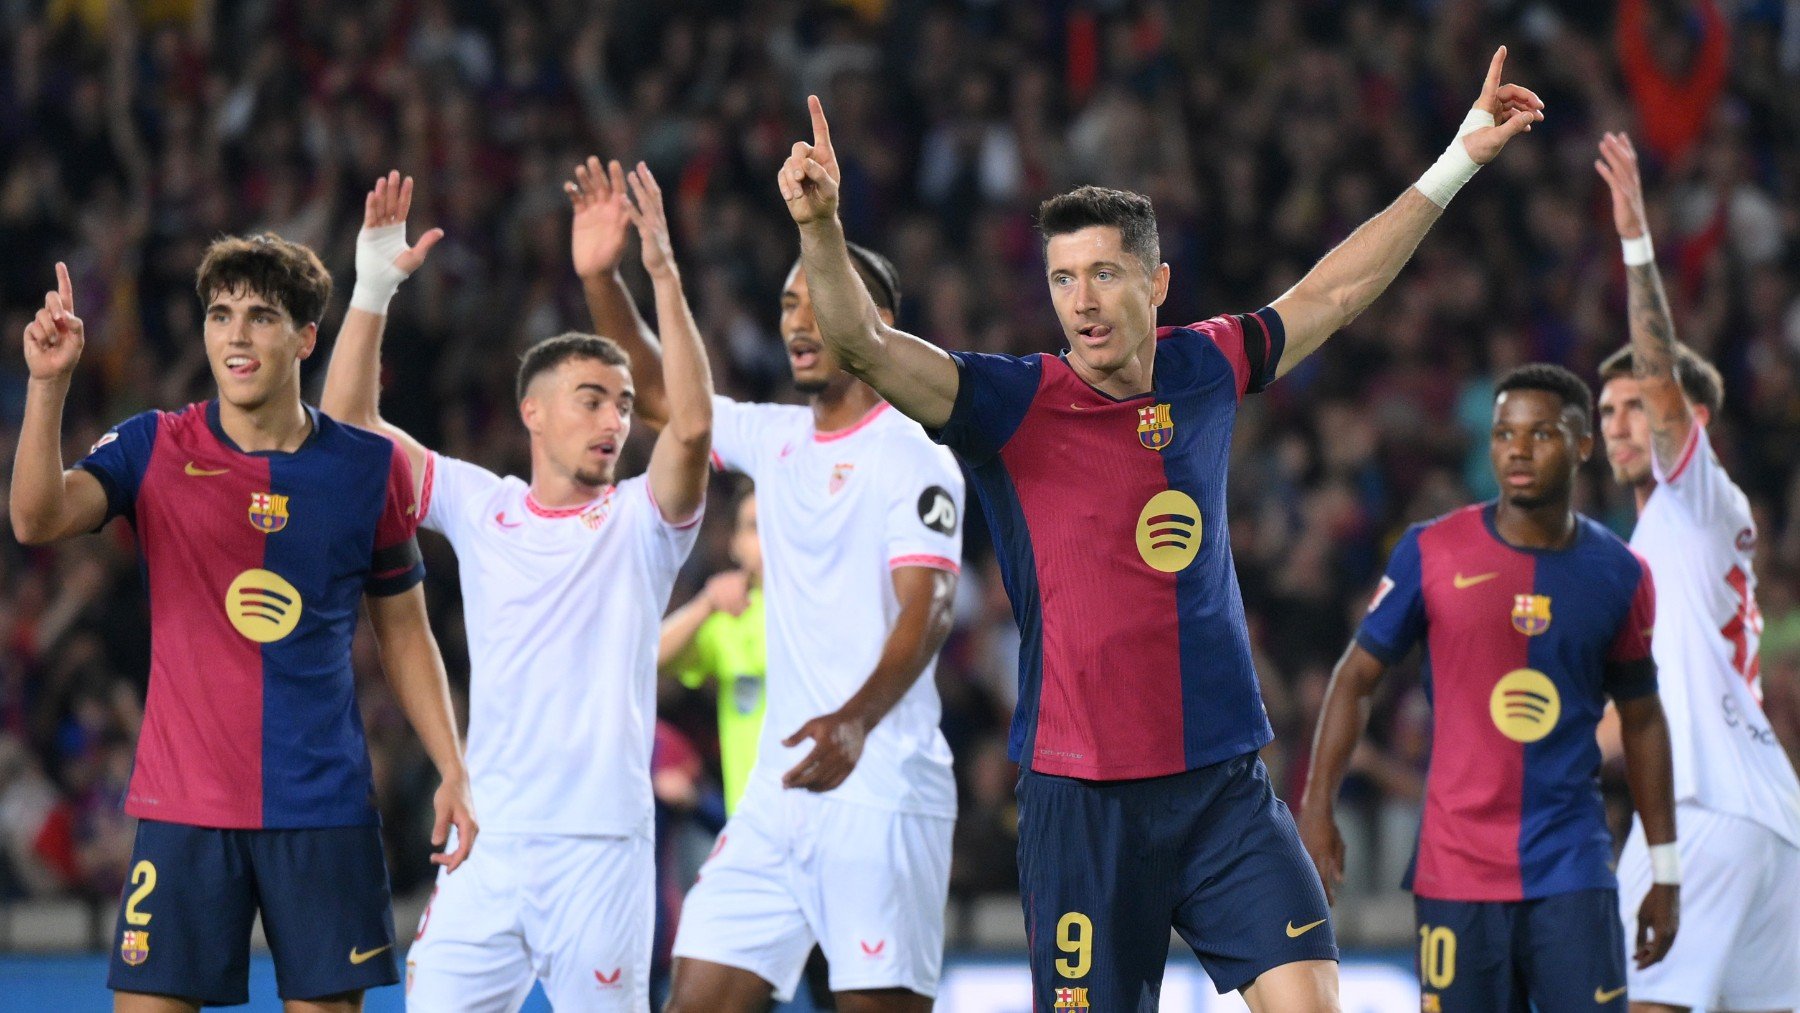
[[1413, 888, 1624, 1011], [406, 832, 653, 1012], [671, 783, 952, 1002], [1016, 751, 1337, 1010], [107, 819, 398, 1006], [1617, 802, 1800, 1010]]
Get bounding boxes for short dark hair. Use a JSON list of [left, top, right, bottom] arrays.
[[516, 332, 631, 402], [788, 242, 902, 316], [1598, 344, 1724, 417], [1036, 185, 1160, 273], [1496, 363, 1594, 433], [194, 233, 332, 325]]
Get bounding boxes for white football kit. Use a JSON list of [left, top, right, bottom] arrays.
[[405, 458, 701, 1012], [672, 397, 963, 1000], [1619, 423, 1800, 1009]]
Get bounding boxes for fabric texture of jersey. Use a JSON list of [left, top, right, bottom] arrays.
[[420, 456, 700, 838], [930, 310, 1283, 780], [76, 401, 423, 830], [1358, 503, 1657, 902], [1630, 423, 1800, 846], [673, 588, 767, 814], [709, 396, 962, 818]]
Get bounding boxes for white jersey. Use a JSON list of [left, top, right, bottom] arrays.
[[1630, 423, 1800, 846], [712, 396, 963, 818], [421, 455, 700, 837]]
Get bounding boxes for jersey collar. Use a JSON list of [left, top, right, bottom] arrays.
[[205, 399, 322, 457]]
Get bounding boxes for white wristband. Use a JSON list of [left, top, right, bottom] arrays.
[[1622, 234, 1655, 267], [1414, 108, 1495, 209], [349, 223, 413, 314], [1649, 842, 1681, 885]]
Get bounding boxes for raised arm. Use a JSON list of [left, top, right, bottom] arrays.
[[1595, 131, 1693, 471], [11, 263, 111, 545], [567, 156, 668, 429], [624, 164, 712, 524], [1297, 642, 1390, 905], [1616, 692, 1680, 968], [782, 96, 960, 429], [320, 171, 442, 499], [1269, 46, 1543, 377]]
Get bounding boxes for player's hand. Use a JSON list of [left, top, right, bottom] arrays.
[[703, 570, 752, 617], [781, 709, 867, 792], [1594, 131, 1650, 240], [1634, 883, 1679, 969], [431, 771, 478, 873], [622, 162, 677, 281], [1460, 46, 1544, 165], [23, 263, 84, 382], [1297, 804, 1346, 906], [358, 170, 443, 296], [778, 94, 841, 227], [566, 156, 633, 281]]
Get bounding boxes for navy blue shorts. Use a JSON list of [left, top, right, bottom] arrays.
[[1017, 751, 1337, 1010], [107, 819, 399, 1006], [1414, 888, 1626, 1012]]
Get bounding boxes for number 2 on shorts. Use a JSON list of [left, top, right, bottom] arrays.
[[124, 860, 157, 926], [1055, 911, 1092, 979]]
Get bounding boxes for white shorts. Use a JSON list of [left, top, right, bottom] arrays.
[[671, 785, 953, 1002], [1617, 802, 1800, 1010], [406, 832, 653, 1012]]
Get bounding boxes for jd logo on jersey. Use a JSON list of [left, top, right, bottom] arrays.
[[918, 486, 956, 535], [226, 569, 304, 643], [248, 492, 290, 533], [120, 930, 149, 966], [1136, 490, 1202, 572], [1511, 594, 1551, 636], [1137, 402, 1174, 451], [1490, 668, 1560, 743]]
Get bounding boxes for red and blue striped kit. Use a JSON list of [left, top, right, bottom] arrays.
[[76, 401, 424, 829], [1358, 504, 1656, 901], [932, 309, 1283, 781]]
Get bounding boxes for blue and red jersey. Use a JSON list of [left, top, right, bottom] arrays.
[[76, 401, 424, 830], [1358, 504, 1657, 901], [932, 309, 1284, 780]]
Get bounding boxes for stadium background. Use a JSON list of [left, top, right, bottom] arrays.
[[2, 0, 1799, 1009]]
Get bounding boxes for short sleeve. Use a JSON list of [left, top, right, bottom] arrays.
[[1181, 307, 1285, 401], [927, 351, 1042, 466], [710, 396, 764, 478], [630, 476, 703, 575], [366, 441, 425, 597], [1650, 422, 1747, 532], [73, 410, 160, 525], [420, 452, 504, 543], [883, 436, 965, 574], [1355, 525, 1428, 664], [1605, 553, 1658, 702]]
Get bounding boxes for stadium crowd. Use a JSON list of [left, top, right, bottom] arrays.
[[3, 0, 1800, 945]]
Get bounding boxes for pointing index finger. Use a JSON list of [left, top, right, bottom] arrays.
[[808, 94, 833, 157], [1483, 45, 1506, 98], [56, 262, 72, 311]]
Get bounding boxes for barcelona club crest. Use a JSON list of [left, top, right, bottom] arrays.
[[120, 930, 149, 966], [1512, 594, 1552, 636], [1054, 986, 1089, 1009], [1137, 403, 1174, 451], [248, 492, 290, 533]]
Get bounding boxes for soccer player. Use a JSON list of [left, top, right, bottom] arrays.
[[569, 156, 965, 1011], [1299, 365, 1678, 1010], [659, 487, 765, 816], [779, 46, 1543, 1010], [319, 166, 712, 1012], [10, 244, 476, 1012], [1593, 131, 1800, 1013]]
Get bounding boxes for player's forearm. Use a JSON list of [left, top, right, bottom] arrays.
[[11, 377, 76, 544], [583, 270, 668, 428], [658, 593, 716, 668], [1300, 647, 1385, 815], [839, 570, 956, 732], [646, 266, 712, 448], [1624, 257, 1693, 463], [319, 307, 386, 427], [370, 597, 468, 783], [1618, 694, 1678, 847]]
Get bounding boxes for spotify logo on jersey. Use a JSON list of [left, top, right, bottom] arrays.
[[1135, 490, 1203, 573], [1489, 669, 1560, 743], [226, 568, 304, 643]]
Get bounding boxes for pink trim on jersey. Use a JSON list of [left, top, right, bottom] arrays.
[[813, 401, 891, 442], [889, 554, 961, 574], [645, 478, 704, 530], [709, 450, 725, 472], [526, 487, 610, 518], [419, 452, 438, 524], [1663, 422, 1703, 484]]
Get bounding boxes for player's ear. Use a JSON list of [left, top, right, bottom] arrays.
[[1151, 262, 1170, 308], [1577, 431, 1594, 463], [519, 396, 541, 435], [875, 307, 895, 328], [1692, 402, 1711, 429], [295, 321, 318, 361]]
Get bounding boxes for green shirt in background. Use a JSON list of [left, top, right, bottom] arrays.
[[674, 588, 766, 814]]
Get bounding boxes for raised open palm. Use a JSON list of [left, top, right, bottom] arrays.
[[567, 156, 634, 280]]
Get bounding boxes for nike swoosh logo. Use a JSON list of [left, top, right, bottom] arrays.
[[495, 512, 521, 529], [1285, 918, 1327, 938], [184, 462, 229, 477], [1594, 986, 1626, 1003], [1069, 402, 1090, 411], [349, 944, 392, 965], [1453, 571, 1499, 589]]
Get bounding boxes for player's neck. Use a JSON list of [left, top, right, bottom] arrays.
[[809, 377, 883, 433], [216, 393, 312, 453], [1067, 338, 1155, 400], [1632, 481, 1653, 514], [1493, 499, 1577, 550]]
